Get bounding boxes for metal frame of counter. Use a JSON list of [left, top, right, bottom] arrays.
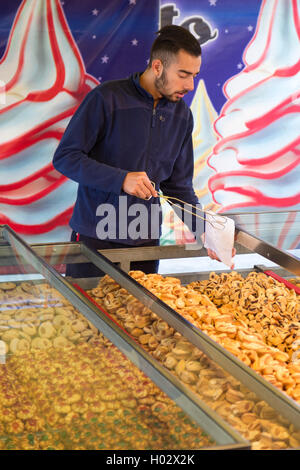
[[0, 224, 250, 450], [1, 223, 300, 431], [77, 242, 300, 430]]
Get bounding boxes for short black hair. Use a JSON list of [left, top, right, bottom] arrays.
[[149, 25, 202, 68]]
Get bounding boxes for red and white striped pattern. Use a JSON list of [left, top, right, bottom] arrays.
[[0, 0, 98, 241], [208, 0, 300, 214]]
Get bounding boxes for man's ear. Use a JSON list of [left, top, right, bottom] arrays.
[[152, 59, 163, 78]]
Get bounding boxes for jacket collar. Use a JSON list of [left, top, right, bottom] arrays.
[[131, 72, 153, 100], [130, 72, 173, 108]]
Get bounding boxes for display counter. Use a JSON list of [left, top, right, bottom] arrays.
[[0, 225, 249, 450], [0, 210, 299, 450]]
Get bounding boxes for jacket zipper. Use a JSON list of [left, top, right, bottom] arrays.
[[151, 107, 156, 128], [144, 106, 156, 179]]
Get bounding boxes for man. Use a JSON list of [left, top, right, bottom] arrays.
[[53, 25, 232, 277]]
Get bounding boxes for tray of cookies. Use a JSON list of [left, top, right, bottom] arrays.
[[85, 270, 300, 450]]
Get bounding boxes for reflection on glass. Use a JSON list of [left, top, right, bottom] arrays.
[[85, 271, 300, 450], [0, 278, 215, 450], [230, 211, 300, 251]]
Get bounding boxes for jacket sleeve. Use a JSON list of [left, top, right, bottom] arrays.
[[159, 110, 205, 240], [52, 88, 128, 194]]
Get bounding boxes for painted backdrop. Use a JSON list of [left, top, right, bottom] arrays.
[[160, 0, 300, 249], [0, 0, 159, 243], [0, 0, 299, 249]]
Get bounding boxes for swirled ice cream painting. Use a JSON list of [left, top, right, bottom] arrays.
[[0, 0, 98, 242], [162, 0, 300, 250], [207, 0, 300, 249]]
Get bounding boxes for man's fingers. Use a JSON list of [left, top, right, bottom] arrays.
[[122, 172, 158, 199], [206, 247, 236, 270], [135, 188, 148, 199], [141, 178, 157, 198], [207, 248, 220, 261]]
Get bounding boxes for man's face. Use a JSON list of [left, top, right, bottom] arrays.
[[154, 49, 201, 102]]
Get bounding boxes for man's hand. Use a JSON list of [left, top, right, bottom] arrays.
[[122, 172, 158, 199], [206, 247, 237, 269], [201, 233, 237, 269]]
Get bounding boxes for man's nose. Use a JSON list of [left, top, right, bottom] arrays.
[[186, 76, 194, 91]]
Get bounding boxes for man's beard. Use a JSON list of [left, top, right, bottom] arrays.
[[154, 70, 184, 102]]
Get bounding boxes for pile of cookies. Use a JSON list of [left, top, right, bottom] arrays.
[[188, 272, 300, 359], [87, 272, 300, 450], [125, 272, 300, 402], [0, 281, 99, 354], [0, 338, 214, 450]]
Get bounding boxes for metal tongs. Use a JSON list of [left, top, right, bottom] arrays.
[[147, 181, 227, 231]]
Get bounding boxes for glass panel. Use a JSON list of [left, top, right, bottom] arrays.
[[3, 224, 300, 449], [30, 232, 300, 449], [0, 336, 216, 450], [230, 210, 300, 253], [0, 226, 239, 450], [82, 271, 300, 450]]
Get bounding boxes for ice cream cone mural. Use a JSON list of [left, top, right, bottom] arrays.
[[160, 79, 218, 245], [191, 80, 219, 211], [207, 0, 300, 248], [0, 0, 98, 242]]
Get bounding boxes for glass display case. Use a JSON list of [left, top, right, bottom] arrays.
[[232, 210, 300, 280], [0, 209, 300, 450], [231, 210, 299, 254], [0, 225, 249, 450]]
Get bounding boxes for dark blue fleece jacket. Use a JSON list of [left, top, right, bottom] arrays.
[[53, 72, 203, 244]]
